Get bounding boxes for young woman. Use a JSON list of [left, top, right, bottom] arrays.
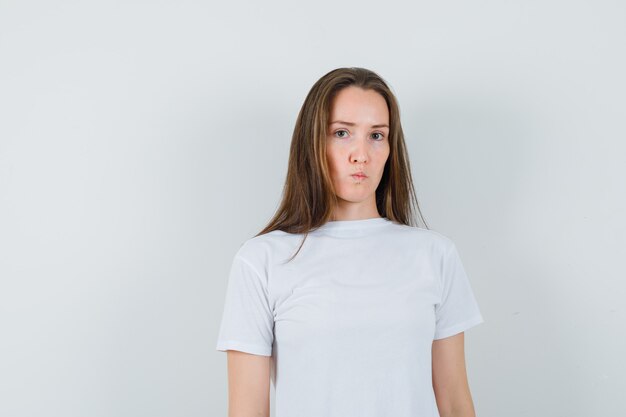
[[216, 67, 484, 417]]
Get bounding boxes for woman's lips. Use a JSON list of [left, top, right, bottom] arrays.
[[351, 174, 367, 180]]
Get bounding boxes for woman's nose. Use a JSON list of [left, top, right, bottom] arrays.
[[351, 135, 368, 163]]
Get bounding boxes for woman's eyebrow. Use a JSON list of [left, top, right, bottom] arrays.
[[329, 120, 389, 128]]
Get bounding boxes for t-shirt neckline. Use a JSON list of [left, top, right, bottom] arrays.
[[316, 216, 392, 231]]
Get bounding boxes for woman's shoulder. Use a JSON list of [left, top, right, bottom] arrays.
[[391, 222, 454, 243], [386, 223, 457, 257], [232, 229, 298, 265]]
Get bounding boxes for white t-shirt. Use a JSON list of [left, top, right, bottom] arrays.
[[216, 217, 484, 417]]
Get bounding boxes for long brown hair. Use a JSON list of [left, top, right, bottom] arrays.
[[256, 67, 429, 261]]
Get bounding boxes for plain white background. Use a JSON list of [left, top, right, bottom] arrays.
[[1, 0, 625, 416]]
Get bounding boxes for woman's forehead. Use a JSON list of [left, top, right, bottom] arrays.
[[329, 88, 389, 125]]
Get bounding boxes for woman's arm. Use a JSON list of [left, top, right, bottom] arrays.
[[432, 332, 477, 417], [226, 350, 271, 417]]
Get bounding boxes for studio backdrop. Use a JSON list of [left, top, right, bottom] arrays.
[[0, 1, 624, 416]]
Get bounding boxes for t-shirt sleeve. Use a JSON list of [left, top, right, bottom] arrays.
[[433, 241, 484, 340], [215, 254, 274, 356]]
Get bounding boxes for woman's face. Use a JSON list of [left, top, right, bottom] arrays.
[[325, 86, 390, 216]]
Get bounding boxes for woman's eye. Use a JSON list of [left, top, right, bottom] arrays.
[[371, 132, 384, 140], [335, 130, 348, 138]]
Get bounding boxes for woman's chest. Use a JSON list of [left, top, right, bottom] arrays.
[[270, 255, 440, 348]]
